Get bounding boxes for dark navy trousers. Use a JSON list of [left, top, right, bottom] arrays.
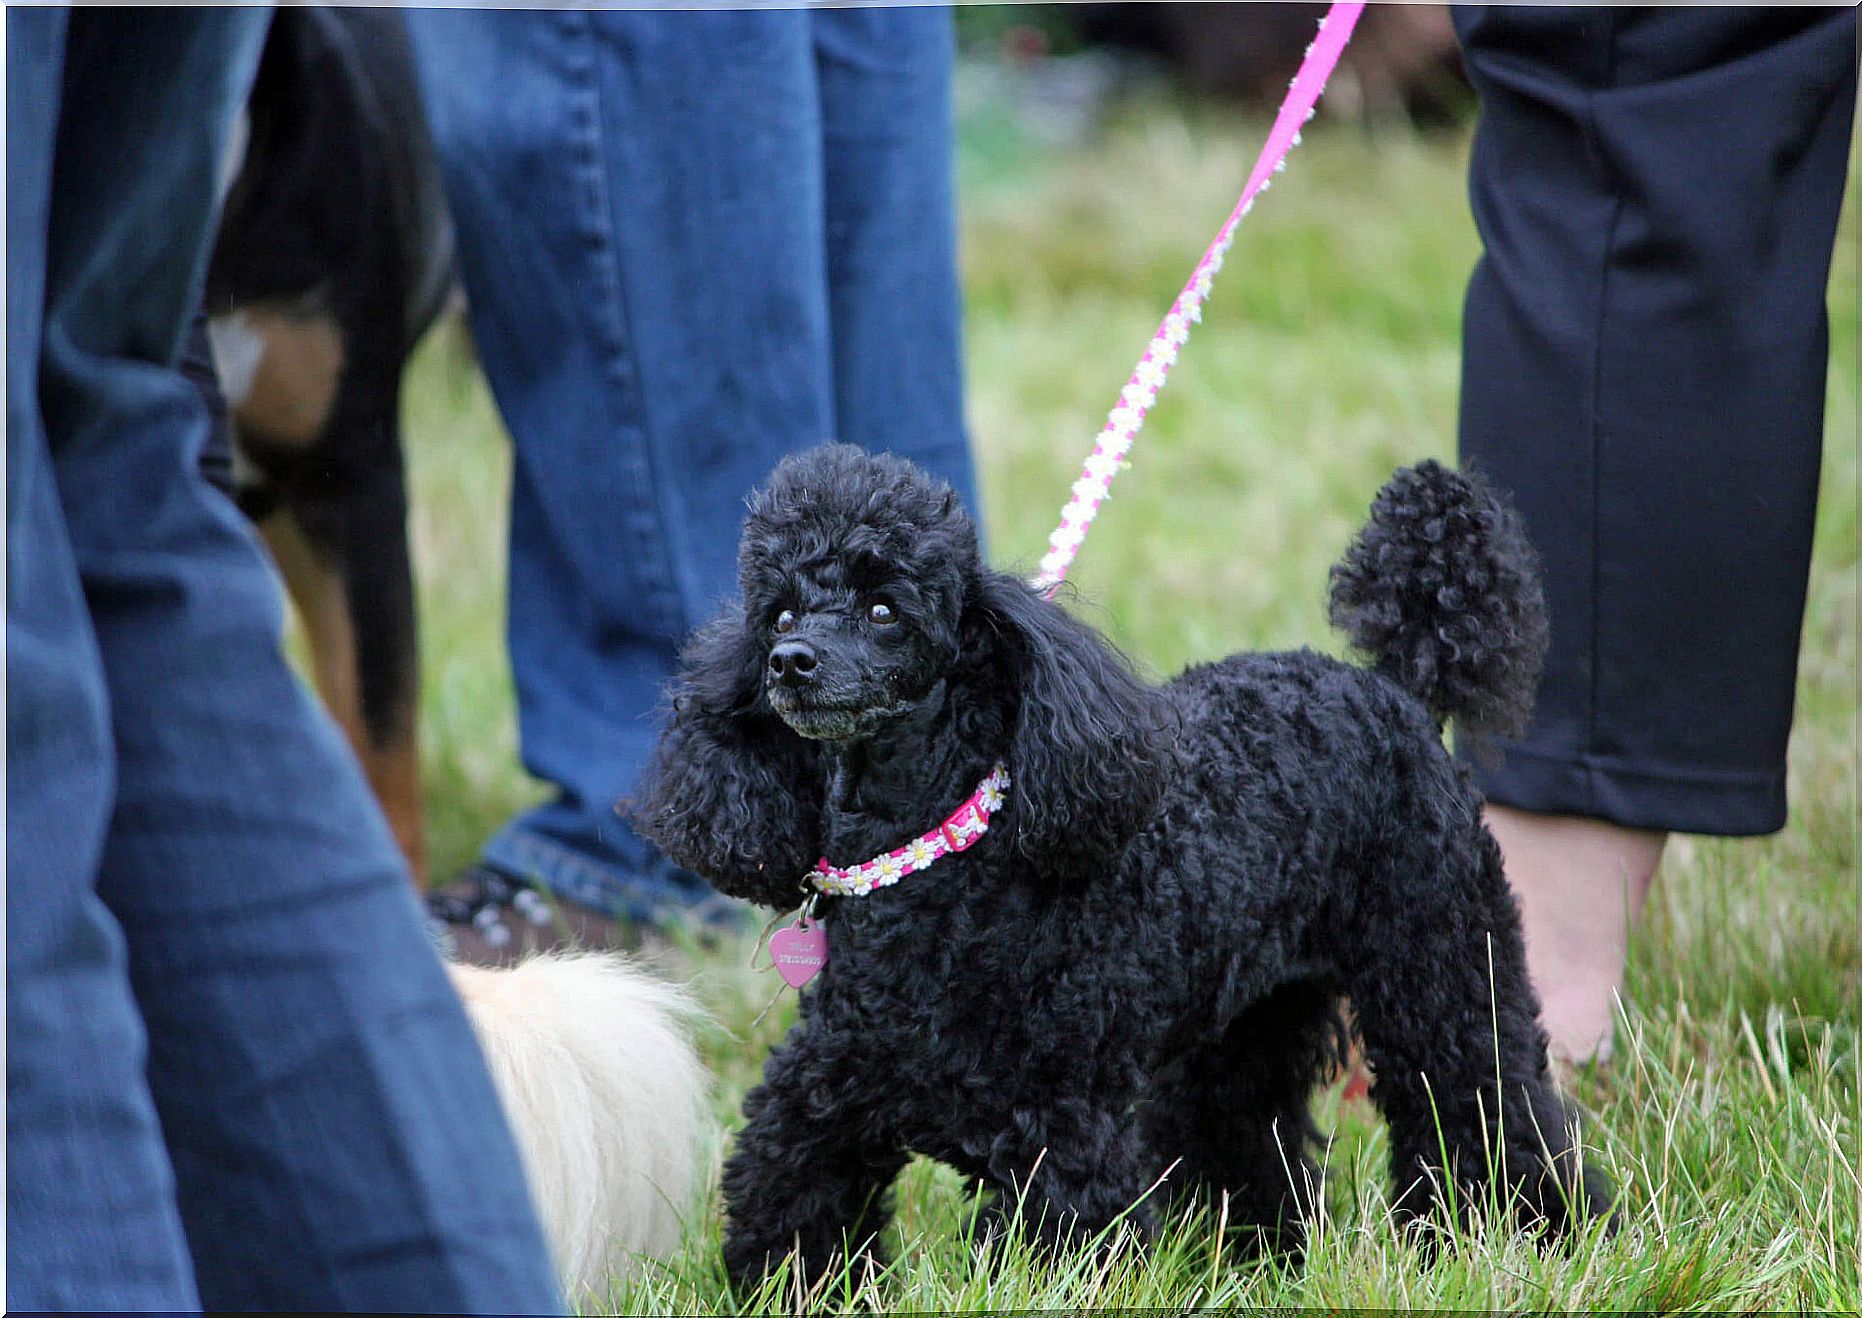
[[1454, 5, 1856, 835]]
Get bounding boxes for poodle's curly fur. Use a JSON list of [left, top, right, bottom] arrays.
[[635, 444, 1611, 1290]]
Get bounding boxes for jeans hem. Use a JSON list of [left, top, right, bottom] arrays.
[[480, 824, 745, 929]]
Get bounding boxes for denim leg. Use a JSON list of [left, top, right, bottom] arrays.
[[408, 10, 977, 921], [408, 9, 826, 922], [6, 10, 203, 1309], [10, 11, 562, 1312], [815, 6, 978, 515]]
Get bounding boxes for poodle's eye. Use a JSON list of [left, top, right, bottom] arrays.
[[773, 609, 797, 636], [867, 601, 897, 627]]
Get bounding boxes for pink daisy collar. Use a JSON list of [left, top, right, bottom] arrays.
[[808, 763, 1010, 898]]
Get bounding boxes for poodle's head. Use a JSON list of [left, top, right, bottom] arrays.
[[739, 444, 979, 745], [634, 444, 1171, 900]]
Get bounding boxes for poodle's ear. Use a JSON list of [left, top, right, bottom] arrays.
[[964, 571, 1171, 882], [630, 608, 823, 910]]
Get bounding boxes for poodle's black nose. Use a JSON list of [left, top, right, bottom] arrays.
[[768, 639, 819, 686]]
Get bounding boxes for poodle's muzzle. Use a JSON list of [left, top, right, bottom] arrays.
[[763, 624, 915, 744]]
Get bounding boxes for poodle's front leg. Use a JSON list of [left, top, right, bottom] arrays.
[[721, 1030, 906, 1297], [983, 1099, 1167, 1258]]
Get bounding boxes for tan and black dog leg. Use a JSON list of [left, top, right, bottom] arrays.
[[219, 299, 429, 885], [261, 498, 427, 885]]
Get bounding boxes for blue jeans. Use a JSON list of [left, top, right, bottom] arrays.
[[4, 11, 561, 1311], [405, 8, 978, 924]]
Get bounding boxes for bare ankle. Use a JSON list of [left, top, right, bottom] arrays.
[[1484, 805, 1666, 1065]]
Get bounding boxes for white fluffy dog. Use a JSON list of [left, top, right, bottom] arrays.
[[450, 953, 709, 1301]]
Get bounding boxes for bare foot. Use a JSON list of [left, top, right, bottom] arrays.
[[1484, 805, 1666, 1068]]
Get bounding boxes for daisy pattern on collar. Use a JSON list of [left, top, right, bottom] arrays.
[[809, 763, 1010, 899]]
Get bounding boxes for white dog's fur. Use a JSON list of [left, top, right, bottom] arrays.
[[450, 953, 708, 1302]]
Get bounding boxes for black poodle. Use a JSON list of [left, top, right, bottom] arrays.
[[635, 444, 1611, 1290]]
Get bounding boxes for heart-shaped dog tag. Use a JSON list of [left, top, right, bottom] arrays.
[[768, 918, 828, 988]]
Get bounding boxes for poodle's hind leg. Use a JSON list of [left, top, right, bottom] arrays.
[[1343, 794, 1613, 1243], [1144, 979, 1338, 1258]]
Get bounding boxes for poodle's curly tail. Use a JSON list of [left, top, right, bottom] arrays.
[[1327, 460, 1547, 740]]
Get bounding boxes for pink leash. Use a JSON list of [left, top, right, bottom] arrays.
[[1032, 1, 1366, 595], [755, 9, 1362, 999]]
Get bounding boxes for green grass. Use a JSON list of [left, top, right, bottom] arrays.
[[392, 90, 1859, 1314]]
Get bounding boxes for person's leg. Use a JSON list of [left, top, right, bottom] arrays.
[[406, 9, 826, 936], [813, 5, 978, 513], [6, 10, 205, 1308], [25, 11, 562, 1310], [1483, 807, 1665, 1065], [408, 10, 976, 940], [1453, 6, 1856, 1062]]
